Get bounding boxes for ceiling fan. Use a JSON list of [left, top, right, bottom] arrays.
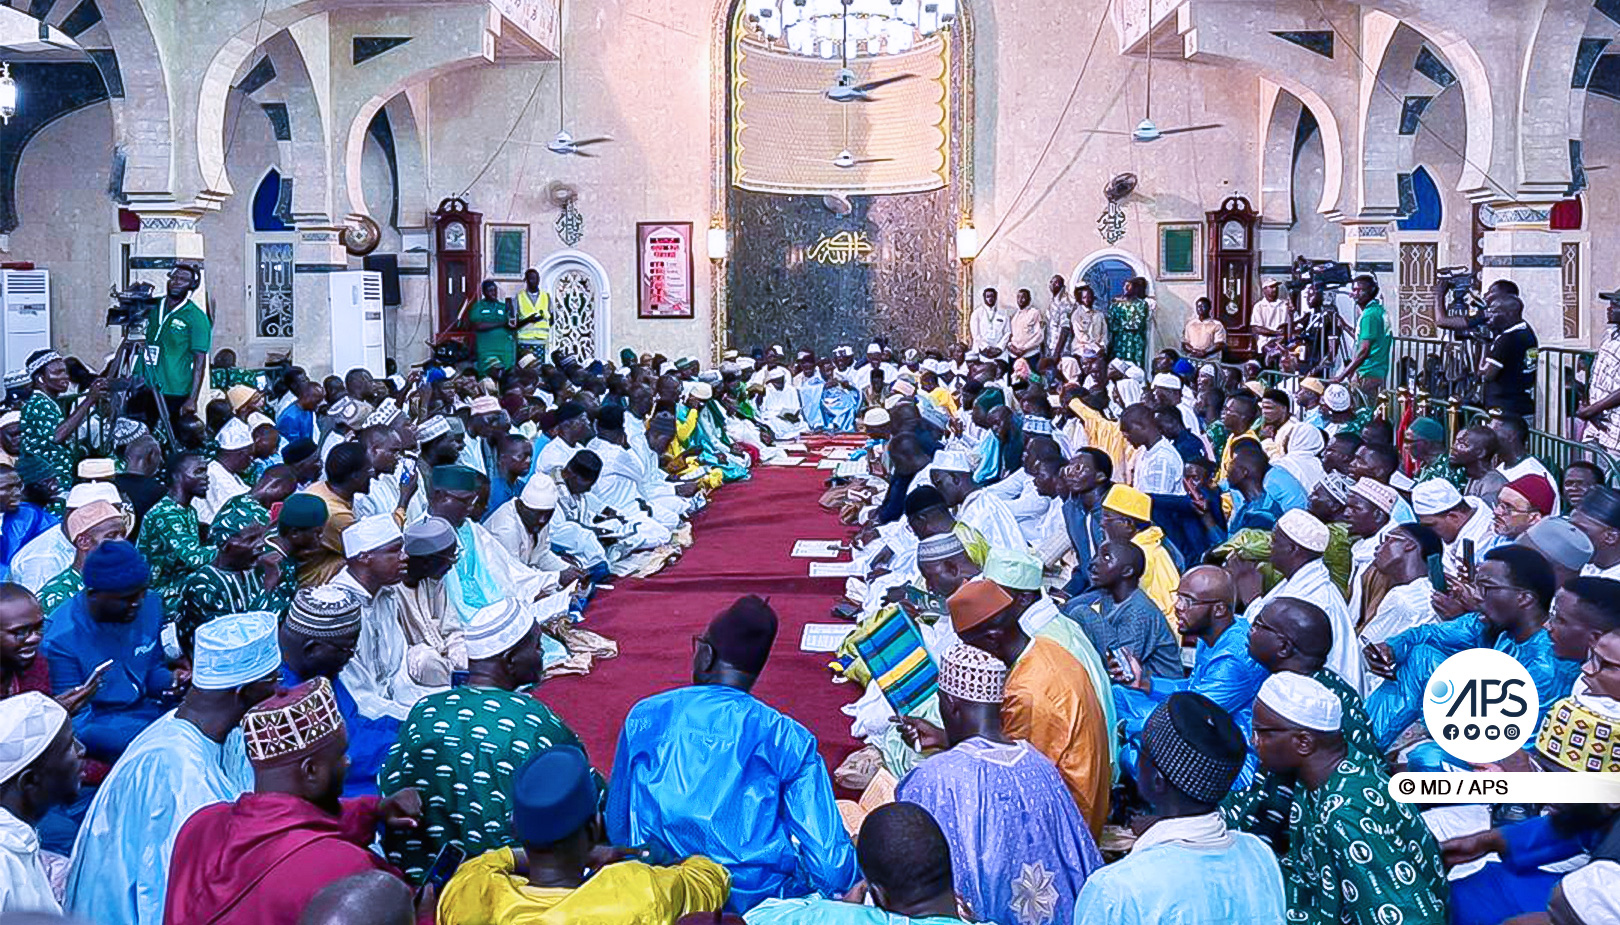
[[547, 2, 611, 157], [795, 103, 893, 169], [766, 6, 917, 103], [1083, 34, 1221, 143]]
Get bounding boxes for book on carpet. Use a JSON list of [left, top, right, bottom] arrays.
[[799, 623, 851, 652], [792, 540, 844, 558], [809, 560, 861, 577], [821, 447, 854, 460], [833, 459, 869, 479], [853, 606, 939, 718], [779, 443, 809, 452], [816, 459, 840, 469]]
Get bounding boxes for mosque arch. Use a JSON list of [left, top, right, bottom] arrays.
[[1069, 248, 1154, 308], [1518, 0, 1593, 195], [1359, 14, 1493, 211], [533, 248, 613, 363], [712, 0, 975, 355]]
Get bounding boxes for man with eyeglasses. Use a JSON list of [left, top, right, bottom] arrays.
[[278, 585, 399, 796], [1250, 672, 1449, 925], [1110, 565, 1267, 786], [1365, 545, 1566, 749], [1222, 597, 1379, 854], [1491, 474, 1555, 544]]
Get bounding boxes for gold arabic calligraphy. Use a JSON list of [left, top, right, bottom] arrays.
[[808, 231, 875, 265]]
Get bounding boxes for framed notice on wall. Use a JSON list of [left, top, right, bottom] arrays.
[[487, 224, 529, 280], [638, 222, 694, 319], [1157, 222, 1203, 281]]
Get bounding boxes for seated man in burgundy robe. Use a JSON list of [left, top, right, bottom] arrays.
[[163, 677, 427, 924]]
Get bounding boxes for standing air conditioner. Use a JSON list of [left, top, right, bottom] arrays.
[[328, 270, 385, 377], [0, 269, 50, 379]]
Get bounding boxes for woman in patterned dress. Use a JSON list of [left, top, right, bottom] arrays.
[[1106, 277, 1153, 370]]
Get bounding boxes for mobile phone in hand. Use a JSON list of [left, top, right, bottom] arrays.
[[1109, 647, 1136, 683], [1426, 553, 1447, 592], [414, 842, 466, 905]]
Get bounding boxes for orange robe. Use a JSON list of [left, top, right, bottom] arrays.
[[1001, 636, 1112, 837]]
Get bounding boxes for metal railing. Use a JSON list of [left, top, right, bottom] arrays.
[[1201, 338, 1620, 486], [1388, 335, 1593, 441]]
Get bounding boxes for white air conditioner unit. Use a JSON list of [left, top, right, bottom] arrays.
[[0, 269, 50, 379], [328, 270, 385, 377]]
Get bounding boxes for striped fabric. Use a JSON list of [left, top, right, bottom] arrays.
[[854, 606, 939, 717]]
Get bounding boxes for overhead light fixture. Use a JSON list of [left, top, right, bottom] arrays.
[[747, 0, 953, 60], [0, 64, 16, 125]]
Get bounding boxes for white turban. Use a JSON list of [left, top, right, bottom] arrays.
[[65, 482, 121, 511], [217, 418, 254, 451], [464, 599, 533, 660], [0, 692, 68, 785], [1257, 671, 1342, 732], [1412, 479, 1465, 515], [342, 513, 402, 557], [1276, 509, 1330, 553], [520, 475, 559, 511]]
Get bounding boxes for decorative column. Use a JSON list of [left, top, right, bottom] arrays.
[[291, 222, 349, 377], [1478, 202, 1563, 344], [131, 207, 208, 295], [1336, 219, 1396, 294]]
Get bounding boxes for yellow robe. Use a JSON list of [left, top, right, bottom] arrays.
[[1078, 406, 1129, 475], [925, 386, 960, 417], [438, 848, 730, 925], [1132, 525, 1181, 636]]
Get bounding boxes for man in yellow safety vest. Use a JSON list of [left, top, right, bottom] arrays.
[[516, 267, 551, 360]]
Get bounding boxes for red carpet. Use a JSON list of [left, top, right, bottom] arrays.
[[539, 459, 864, 781]]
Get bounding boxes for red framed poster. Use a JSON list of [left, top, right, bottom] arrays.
[[637, 221, 694, 319]]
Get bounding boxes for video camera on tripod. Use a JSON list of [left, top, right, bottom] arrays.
[[1283, 257, 1353, 294], [1436, 266, 1491, 342], [100, 282, 175, 445], [107, 282, 161, 335]]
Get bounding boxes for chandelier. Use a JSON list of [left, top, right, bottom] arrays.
[[746, 0, 957, 60]]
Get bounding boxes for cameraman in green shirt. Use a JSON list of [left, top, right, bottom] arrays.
[[140, 264, 212, 420], [1332, 274, 1392, 401]]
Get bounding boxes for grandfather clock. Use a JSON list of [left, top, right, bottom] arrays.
[[1206, 196, 1259, 358], [433, 197, 483, 336]]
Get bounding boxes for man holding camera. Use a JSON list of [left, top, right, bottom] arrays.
[[1330, 274, 1391, 398], [1478, 291, 1538, 417], [139, 264, 211, 421]]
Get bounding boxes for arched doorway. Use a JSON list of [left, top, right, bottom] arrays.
[[247, 169, 296, 346], [1392, 166, 1442, 337], [534, 249, 611, 363], [719, 0, 972, 354], [1070, 249, 1153, 308]]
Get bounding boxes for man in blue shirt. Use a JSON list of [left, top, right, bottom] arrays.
[[42, 539, 171, 763], [1111, 564, 1268, 786], [276, 380, 323, 445], [1365, 545, 1572, 748], [607, 595, 856, 913]]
